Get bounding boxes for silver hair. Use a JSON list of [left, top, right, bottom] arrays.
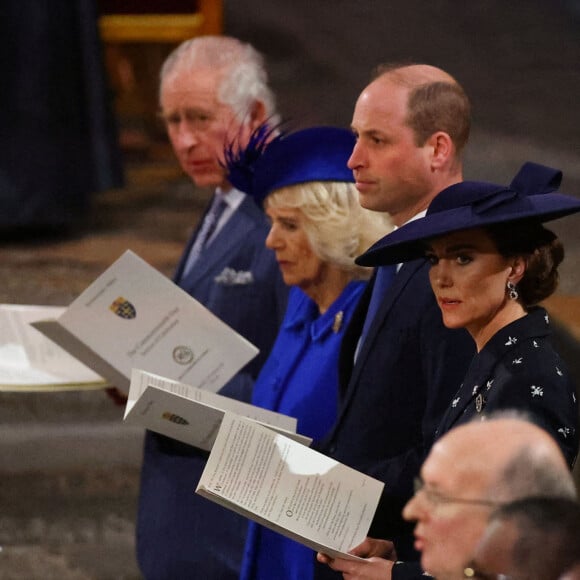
[[266, 181, 392, 280], [160, 35, 278, 123], [491, 446, 578, 501]]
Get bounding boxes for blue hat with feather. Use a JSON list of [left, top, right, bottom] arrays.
[[356, 162, 580, 267], [224, 124, 355, 205]]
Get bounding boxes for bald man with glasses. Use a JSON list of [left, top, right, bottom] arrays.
[[318, 413, 577, 580]]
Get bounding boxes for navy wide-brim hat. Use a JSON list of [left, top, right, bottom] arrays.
[[224, 124, 355, 205], [357, 162, 580, 267]]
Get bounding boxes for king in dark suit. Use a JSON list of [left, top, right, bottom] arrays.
[[136, 36, 288, 580]]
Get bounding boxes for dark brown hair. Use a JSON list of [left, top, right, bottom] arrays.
[[372, 63, 471, 155], [406, 82, 471, 154], [486, 222, 564, 306]]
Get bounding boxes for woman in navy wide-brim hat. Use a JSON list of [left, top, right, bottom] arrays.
[[358, 161, 580, 466]]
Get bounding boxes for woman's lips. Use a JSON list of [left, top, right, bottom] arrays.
[[438, 297, 461, 309]]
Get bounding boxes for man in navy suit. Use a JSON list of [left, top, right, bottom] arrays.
[[315, 64, 476, 579], [136, 36, 288, 579]]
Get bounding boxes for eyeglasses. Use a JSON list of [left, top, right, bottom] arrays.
[[463, 562, 512, 579], [413, 477, 501, 508]]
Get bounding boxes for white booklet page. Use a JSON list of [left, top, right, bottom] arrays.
[[32, 250, 259, 393], [196, 412, 384, 560]]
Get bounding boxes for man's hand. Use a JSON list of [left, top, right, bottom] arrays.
[[316, 537, 397, 579], [316, 553, 395, 579], [349, 537, 397, 560]]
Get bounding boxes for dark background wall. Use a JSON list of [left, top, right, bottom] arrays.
[[226, 0, 580, 186], [226, 0, 580, 293]]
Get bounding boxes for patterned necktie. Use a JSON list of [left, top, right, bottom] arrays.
[[182, 194, 228, 276], [358, 264, 397, 353]]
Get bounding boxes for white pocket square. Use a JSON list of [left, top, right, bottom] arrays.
[[214, 268, 255, 286]]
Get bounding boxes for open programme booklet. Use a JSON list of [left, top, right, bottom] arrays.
[[125, 369, 312, 450], [0, 304, 107, 392], [196, 413, 384, 561], [32, 250, 259, 393]]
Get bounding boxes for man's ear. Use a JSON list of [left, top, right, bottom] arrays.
[[426, 131, 454, 171], [248, 100, 267, 131]]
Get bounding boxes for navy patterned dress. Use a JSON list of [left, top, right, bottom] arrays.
[[435, 307, 579, 467]]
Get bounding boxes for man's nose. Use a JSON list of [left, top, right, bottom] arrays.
[[174, 124, 200, 149], [402, 491, 426, 522], [347, 141, 364, 170]]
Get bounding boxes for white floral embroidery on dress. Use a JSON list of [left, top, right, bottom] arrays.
[[486, 379, 494, 390], [558, 426, 571, 439], [472, 385, 479, 396], [530, 385, 544, 397], [214, 268, 254, 286], [512, 357, 523, 365], [505, 336, 518, 346], [532, 340, 539, 348], [545, 313, 550, 324], [556, 366, 564, 377], [452, 397, 460, 407]]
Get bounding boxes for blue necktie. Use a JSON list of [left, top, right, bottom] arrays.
[[183, 195, 228, 276], [358, 265, 397, 350]]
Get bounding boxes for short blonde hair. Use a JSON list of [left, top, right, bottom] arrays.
[[266, 181, 392, 280]]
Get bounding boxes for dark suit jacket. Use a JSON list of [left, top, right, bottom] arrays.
[[137, 194, 288, 580], [315, 259, 474, 578]]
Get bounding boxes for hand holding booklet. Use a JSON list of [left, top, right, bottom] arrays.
[[125, 369, 312, 450], [32, 250, 259, 393], [196, 412, 384, 561]]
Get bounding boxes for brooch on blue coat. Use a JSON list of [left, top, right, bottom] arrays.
[[333, 311, 344, 333]]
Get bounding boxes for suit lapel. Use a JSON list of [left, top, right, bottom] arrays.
[[438, 382, 475, 430], [174, 196, 214, 283], [178, 196, 261, 289], [437, 348, 493, 431], [337, 260, 424, 420]]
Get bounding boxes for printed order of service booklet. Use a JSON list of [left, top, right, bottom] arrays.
[[32, 250, 259, 394], [197, 412, 384, 561], [125, 369, 312, 451], [0, 304, 107, 392]]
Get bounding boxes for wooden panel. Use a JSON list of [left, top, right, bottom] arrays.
[[97, 0, 223, 156], [99, 14, 205, 43], [98, 0, 222, 43]]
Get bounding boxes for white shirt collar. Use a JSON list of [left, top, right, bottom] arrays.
[[217, 186, 245, 211]]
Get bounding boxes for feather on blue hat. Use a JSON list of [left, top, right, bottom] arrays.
[[224, 124, 355, 205], [357, 162, 580, 267]]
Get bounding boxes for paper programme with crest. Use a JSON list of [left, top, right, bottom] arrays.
[[125, 369, 311, 450], [32, 250, 259, 393]]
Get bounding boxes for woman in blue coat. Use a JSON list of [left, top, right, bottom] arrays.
[[225, 126, 392, 580]]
